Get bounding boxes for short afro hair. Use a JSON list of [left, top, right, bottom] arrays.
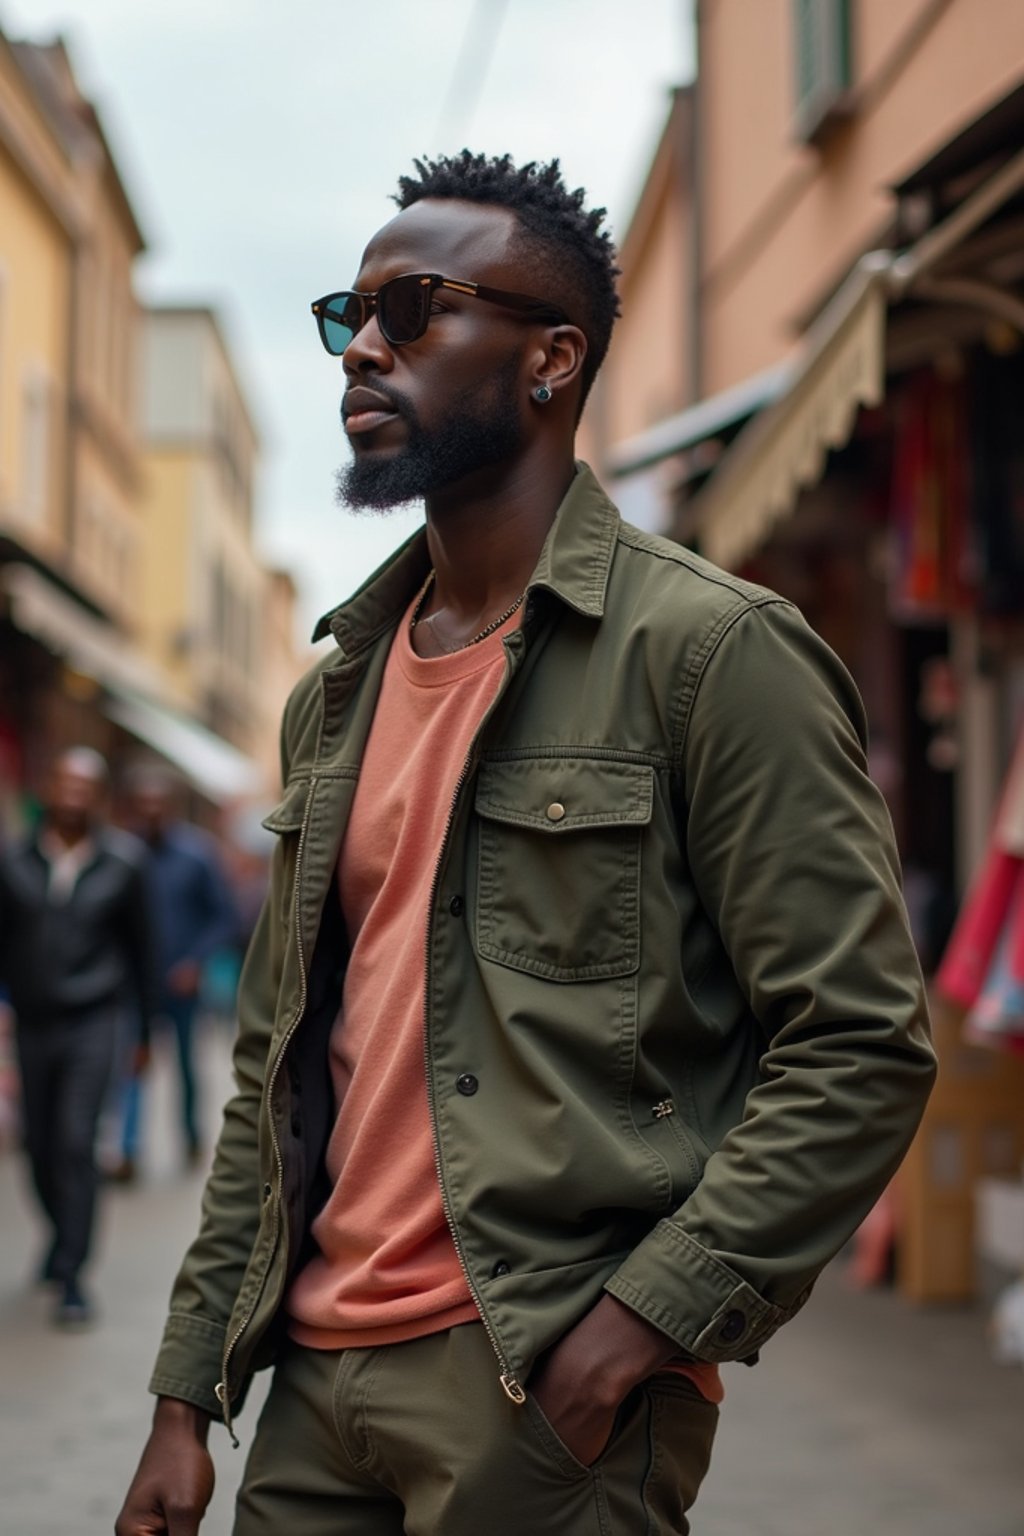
[[394, 151, 621, 410]]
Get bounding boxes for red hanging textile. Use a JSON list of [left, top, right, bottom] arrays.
[[890, 371, 976, 618], [937, 723, 1024, 1048]]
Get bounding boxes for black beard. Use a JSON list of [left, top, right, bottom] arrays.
[[335, 358, 523, 512]]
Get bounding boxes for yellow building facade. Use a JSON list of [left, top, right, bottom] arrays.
[[0, 32, 75, 582], [0, 29, 277, 809], [139, 306, 273, 764]]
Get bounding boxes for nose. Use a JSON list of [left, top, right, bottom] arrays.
[[343, 310, 394, 378]]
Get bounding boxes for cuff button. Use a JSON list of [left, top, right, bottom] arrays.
[[719, 1309, 746, 1343]]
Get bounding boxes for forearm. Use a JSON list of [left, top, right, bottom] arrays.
[[153, 1394, 213, 1445]]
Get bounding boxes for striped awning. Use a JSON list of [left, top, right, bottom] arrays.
[[692, 140, 1024, 570], [693, 255, 889, 570]]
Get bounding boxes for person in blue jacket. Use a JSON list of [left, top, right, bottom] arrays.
[[114, 764, 238, 1179]]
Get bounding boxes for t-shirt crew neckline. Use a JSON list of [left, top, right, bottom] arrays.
[[396, 591, 523, 687]]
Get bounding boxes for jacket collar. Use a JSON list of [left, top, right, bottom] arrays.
[[312, 462, 620, 657]]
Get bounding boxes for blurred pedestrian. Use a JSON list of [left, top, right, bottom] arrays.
[[0, 747, 155, 1326], [113, 764, 238, 1179]]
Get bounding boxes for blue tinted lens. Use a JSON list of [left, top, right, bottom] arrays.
[[322, 295, 361, 355]]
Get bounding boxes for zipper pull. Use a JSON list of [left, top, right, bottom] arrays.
[[214, 1380, 240, 1448], [500, 1370, 527, 1405]]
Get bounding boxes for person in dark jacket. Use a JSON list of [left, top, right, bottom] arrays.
[[0, 746, 155, 1326], [113, 764, 238, 1179]]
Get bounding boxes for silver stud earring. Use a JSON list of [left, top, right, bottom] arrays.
[[533, 384, 552, 403]]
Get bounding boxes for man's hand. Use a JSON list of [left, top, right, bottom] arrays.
[[528, 1293, 677, 1467], [115, 1397, 215, 1536]]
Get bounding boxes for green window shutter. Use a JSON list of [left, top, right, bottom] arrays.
[[793, 0, 853, 145]]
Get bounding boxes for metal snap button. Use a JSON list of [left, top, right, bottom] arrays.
[[456, 1073, 479, 1096], [262, 1183, 273, 1200], [546, 801, 566, 822], [491, 1259, 512, 1278], [718, 1309, 746, 1343], [448, 894, 465, 917]]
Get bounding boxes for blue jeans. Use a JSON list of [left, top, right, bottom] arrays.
[[122, 993, 200, 1159]]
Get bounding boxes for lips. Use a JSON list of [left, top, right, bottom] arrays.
[[343, 385, 400, 436]]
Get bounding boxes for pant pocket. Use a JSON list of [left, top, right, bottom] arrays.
[[524, 1393, 594, 1480], [636, 1383, 719, 1533]]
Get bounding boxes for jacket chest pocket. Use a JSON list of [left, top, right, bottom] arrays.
[[473, 757, 654, 983], [261, 775, 312, 934]]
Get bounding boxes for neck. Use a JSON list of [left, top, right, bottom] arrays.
[[46, 822, 91, 851], [423, 443, 576, 620]]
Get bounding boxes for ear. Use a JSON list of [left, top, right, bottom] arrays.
[[530, 324, 588, 403]]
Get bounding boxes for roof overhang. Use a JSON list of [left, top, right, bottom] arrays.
[[693, 138, 1024, 569], [2, 561, 160, 696], [608, 362, 791, 480], [102, 687, 263, 804], [1, 562, 262, 803], [695, 256, 888, 569]]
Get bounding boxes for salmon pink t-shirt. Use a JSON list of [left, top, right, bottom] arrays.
[[287, 593, 723, 1404]]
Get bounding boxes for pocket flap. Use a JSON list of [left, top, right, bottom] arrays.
[[475, 757, 654, 833], [261, 775, 311, 834]]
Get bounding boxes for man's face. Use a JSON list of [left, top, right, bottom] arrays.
[[130, 786, 173, 843], [335, 200, 544, 511], [48, 763, 104, 839]]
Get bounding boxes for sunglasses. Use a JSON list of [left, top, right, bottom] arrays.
[[311, 272, 569, 356]]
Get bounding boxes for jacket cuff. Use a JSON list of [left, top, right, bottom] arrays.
[[148, 1311, 227, 1420], [604, 1219, 798, 1362]]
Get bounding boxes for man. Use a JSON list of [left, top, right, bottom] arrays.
[[0, 747, 154, 1326], [118, 153, 935, 1534], [113, 763, 238, 1180]]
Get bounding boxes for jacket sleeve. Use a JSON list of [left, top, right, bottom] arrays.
[[0, 861, 9, 983], [147, 702, 298, 1416], [188, 841, 241, 966], [605, 598, 936, 1363], [123, 854, 159, 1045]]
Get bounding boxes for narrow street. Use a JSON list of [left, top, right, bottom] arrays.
[[1, 1027, 1022, 1536]]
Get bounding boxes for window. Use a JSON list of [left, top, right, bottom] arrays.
[[0, 265, 7, 484], [793, 0, 853, 145], [211, 556, 228, 656], [21, 365, 51, 523]]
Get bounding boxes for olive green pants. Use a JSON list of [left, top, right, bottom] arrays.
[[234, 1323, 718, 1535]]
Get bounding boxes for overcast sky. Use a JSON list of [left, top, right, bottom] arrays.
[[3, 0, 693, 637]]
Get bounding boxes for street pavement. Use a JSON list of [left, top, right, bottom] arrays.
[[1, 1025, 1023, 1536]]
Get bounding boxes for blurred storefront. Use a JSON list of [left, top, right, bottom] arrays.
[[0, 26, 303, 838], [585, 1, 1024, 1304], [0, 560, 262, 831]]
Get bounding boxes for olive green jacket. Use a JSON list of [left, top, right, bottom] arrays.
[[150, 464, 935, 1430]]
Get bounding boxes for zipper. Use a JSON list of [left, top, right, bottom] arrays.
[[423, 626, 529, 1406], [216, 779, 315, 1438]]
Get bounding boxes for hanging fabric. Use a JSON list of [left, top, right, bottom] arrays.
[[937, 722, 1024, 1051], [889, 369, 976, 619]]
